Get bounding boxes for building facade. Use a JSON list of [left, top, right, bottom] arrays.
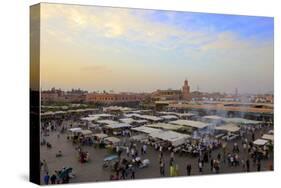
[[152, 79, 191, 101], [85, 93, 146, 104]]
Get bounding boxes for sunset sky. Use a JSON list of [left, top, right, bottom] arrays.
[[40, 3, 274, 94]]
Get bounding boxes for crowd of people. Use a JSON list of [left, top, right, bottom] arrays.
[[40, 111, 273, 184]]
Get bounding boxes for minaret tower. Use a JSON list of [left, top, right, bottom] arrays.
[[182, 79, 190, 100]]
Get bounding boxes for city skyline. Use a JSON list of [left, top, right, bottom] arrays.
[[39, 3, 274, 94]]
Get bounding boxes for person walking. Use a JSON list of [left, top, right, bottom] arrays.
[[246, 159, 250, 172], [198, 160, 203, 174], [170, 151, 175, 163], [257, 159, 261, 171], [160, 160, 165, 176], [143, 144, 147, 154], [50, 174, 57, 184], [130, 166, 135, 179], [44, 172, 50, 185], [42, 160, 49, 174], [126, 146, 130, 157], [210, 159, 214, 171], [186, 163, 192, 176]]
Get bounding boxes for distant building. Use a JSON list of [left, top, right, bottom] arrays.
[[85, 93, 146, 104], [41, 87, 87, 104], [152, 79, 191, 101], [182, 79, 190, 100], [41, 87, 65, 103]]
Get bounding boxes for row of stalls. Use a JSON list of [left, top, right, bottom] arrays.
[[67, 128, 121, 147], [41, 108, 99, 121], [253, 130, 274, 146], [77, 108, 270, 144], [131, 126, 190, 147]]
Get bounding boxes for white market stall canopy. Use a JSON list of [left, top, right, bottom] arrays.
[[96, 120, 119, 125], [203, 115, 225, 121], [80, 130, 93, 136], [119, 118, 148, 124], [215, 124, 240, 133], [124, 114, 162, 121], [130, 134, 148, 141], [170, 120, 209, 129], [150, 131, 190, 146], [131, 126, 163, 134], [80, 116, 100, 121], [53, 111, 66, 114], [223, 118, 261, 125], [120, 118, 134, 124], [134, 120, 149, 124], [135, 114, 163, 121], [262, 134, 274, 141], [89, 113, 114, 118], [68, 127, 82, 133], [105, 123, 132, 129], [93, 133, 108, 139], [41, 111, 55, 116], [75, 109, 87, 112], [160, 115, 179, 120], [103, 106, 133, 112], [145, 123, 183, 131], [175, 112, 197, 118], [104, 137, 120, 144], [158, 111, 196, 118], [124, 113, 141, 118], [253, 139, 268, 146]]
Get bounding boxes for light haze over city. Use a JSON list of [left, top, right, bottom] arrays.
[[40, 3, 274, 94]]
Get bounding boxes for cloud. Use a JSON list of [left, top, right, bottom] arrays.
[[39, 3, 273, 94], [40, 3, 210, 49]]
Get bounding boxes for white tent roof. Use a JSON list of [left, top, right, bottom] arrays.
[[134, 120, 148, 124], [68, 127, 82, 133], [131, 126, 163, 134], [93, 133, 108, 139], [149, 131, 190, 146], [80, 116, 100, 121], [80, 130, 93, 136], [170, 120, 209, 129], [104, 137, 120, 144], [124, 113, 140, 118], [176, 112, 196, 117], [120, 118, 148, 124], [75, 109, 87, 112], [160, 115, 178, 120], [105, 123, 132, 129], [103, 106, 133, 112], [130, 134, 148, 141], [89, 113, 113, 118], [158, 112, 196, 117], [262, 134, 274, 141], [96, 120, 119, 125], [54, 111, 66, 114], [124, 114, 162, 121], [215, 124, 240, 132], [223, 118, 261, 125], [253, 139, 268, 146], [119, 118, 134, 124], [203, 115, 224, 121], [41, 111, 55, 116], [145, 123, 183, 130]]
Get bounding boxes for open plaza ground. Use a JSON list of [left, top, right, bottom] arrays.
[[40, 108, 274, 184]]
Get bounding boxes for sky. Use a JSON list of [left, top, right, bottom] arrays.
[[39, 3, 274, 94]]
